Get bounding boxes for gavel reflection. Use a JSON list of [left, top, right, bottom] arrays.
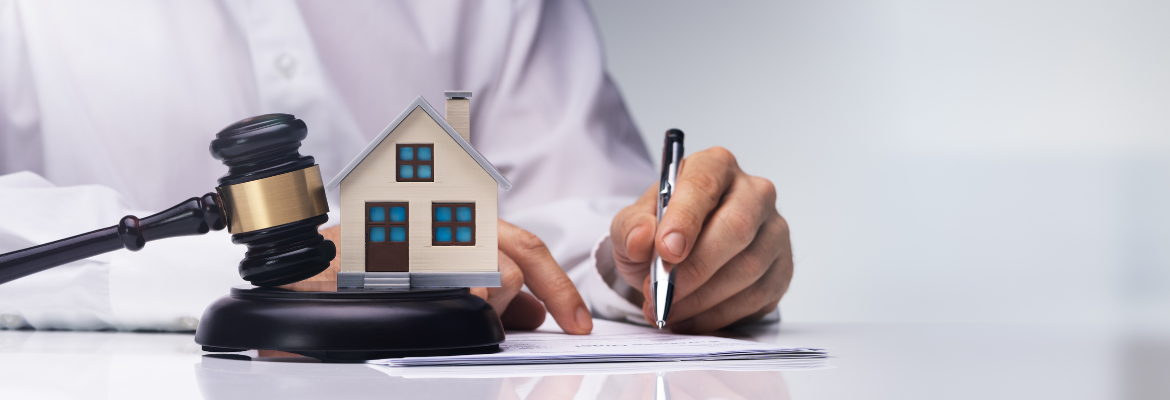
[[0, 114, 336, 287]]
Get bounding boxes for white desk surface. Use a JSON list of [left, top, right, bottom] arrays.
[[0, 322, 1163, 399]]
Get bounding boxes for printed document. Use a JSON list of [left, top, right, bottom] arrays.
[[369, 318, 825, 367]]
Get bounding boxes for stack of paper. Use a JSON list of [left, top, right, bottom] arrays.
[[371, 321, 826, 368], [372, 358, 829, 379]]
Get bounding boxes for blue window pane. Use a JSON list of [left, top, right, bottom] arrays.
[[389, 226, 406, 242], [369, 227, 386, 242], [455, 227, 472, 243], [399, 146, 414, 160], [389, 207, 406, 222], [399, 165, 413, 179], [435, 207, 452, 222], [455, 207, 472, 222], [368, 207, 385, 222], [418, 146, 432, 161], [418, 165, 432, 179], [435, 227, 452, 242]]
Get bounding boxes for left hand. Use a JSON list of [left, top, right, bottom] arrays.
[[471, 220, 594, 334], [610, 147, 793, 333]]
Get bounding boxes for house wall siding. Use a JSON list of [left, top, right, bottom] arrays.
[[339, 107, 499, 273]]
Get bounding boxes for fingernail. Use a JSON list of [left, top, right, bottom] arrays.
[[670, 318, 694, 334], [663, 232, 686, 257], [625, 224, 646, 253], [576, 306, 593, 332]]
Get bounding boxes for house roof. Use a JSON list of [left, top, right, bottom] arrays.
[[325, 95, 512, 191]]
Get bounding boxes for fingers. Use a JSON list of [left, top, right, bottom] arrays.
[[481, 250, 524, 314], [665, 213, 789, 324], [498, 219, 593, 334], [610, 185, 659, 288], [477, 252, 546, 331], [656, 147, 741, 264], [668, 174, 776, 301], [670, 253, 792, 334], [499, 291, 547, 330]]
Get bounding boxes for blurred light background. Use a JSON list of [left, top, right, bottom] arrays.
[[589, 0, 1170, 325]]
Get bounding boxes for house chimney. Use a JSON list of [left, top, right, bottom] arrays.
[[444, 91, 471, 143]]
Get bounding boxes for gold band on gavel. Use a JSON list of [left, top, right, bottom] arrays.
[[216, 165, 330, 234]]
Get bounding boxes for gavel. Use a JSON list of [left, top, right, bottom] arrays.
[[0, 114, 336, 287]]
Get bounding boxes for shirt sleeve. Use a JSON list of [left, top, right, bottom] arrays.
[[0, 0, 46, 176], [475, 0, 656, 218], [0, 172, 248, 331]]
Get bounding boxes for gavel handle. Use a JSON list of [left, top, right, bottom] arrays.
[[0, 193, 225, 286]]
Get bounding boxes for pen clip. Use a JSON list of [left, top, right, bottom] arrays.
[[657, 141, 682, 222]]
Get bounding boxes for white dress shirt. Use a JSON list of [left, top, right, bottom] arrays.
[[0, 0, 655, 330]]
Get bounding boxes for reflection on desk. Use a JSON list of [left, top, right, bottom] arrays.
[[197, 353, 796, 400], [1, 322, 1161, 399]]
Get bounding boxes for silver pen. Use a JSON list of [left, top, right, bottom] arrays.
[[653, 129, 684, 329]]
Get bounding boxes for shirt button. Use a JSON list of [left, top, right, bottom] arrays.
[[275, 53, 298, 79], [178, 316, 200, 330], [0, 314, 26, 329]]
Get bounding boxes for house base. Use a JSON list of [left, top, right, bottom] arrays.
[[338, 271, 501, 290]]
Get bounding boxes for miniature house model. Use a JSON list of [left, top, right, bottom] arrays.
[[326, 92, 510, 289]]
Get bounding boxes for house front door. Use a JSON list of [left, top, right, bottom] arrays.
[[365, 202, 408, 272]]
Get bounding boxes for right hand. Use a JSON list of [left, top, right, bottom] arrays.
[[607, 147, 792, 333]]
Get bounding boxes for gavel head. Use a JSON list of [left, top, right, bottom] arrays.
[[209, 114, 336, 287]]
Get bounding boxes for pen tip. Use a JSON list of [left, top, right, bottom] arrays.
[[656, 320, 665, 329]]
